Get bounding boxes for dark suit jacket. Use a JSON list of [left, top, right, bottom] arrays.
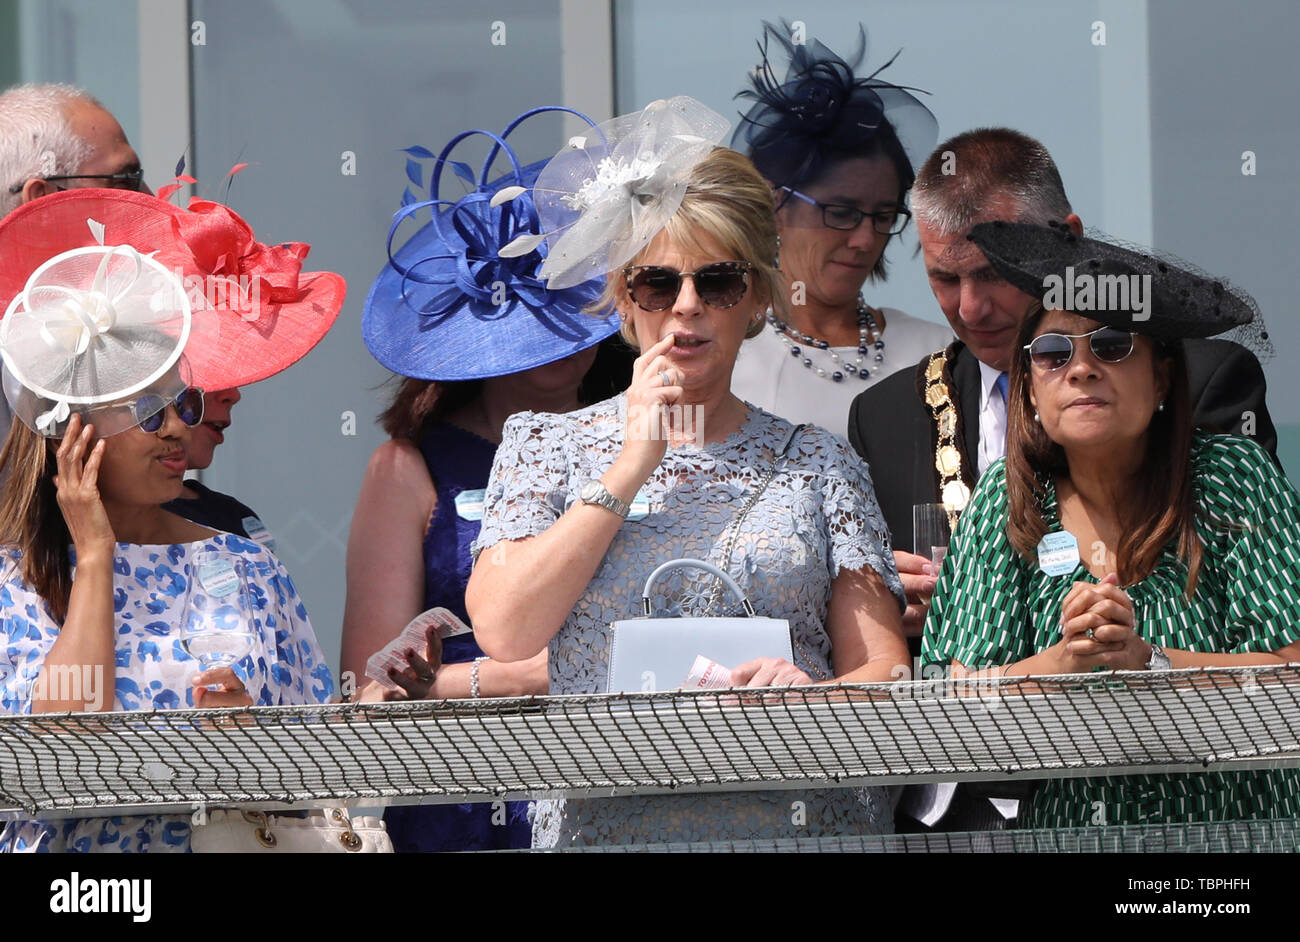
[[849, 337, 1277, 553]]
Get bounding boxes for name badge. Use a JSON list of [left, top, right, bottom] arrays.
[[241, 516, 275, 552], [1037, 530, 1081, 577], [198, 556, 240, 598], [455, 489, 486, 521]]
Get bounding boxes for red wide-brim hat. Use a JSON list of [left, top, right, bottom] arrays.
[[0, 188, 346, 390]]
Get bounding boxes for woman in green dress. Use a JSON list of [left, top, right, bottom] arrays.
[[923, 221, 1300, 828]]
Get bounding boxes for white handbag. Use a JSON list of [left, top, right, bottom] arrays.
[[607, 558, 795, 693], [606, 424, 811, 694], [191, 807, 393, 853]]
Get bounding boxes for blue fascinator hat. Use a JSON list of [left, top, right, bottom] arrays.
[[363, 107, 620, 381]]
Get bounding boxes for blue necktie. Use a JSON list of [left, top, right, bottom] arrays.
[[994, 372, 1011, 456]]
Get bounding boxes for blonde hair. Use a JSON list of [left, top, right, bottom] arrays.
[[590, 147, 783, 349]]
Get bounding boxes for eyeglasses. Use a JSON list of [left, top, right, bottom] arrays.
[[1024, 327, 1136, 371], [779, 187, 911, 235], [7, 168, 146, 195], [120, 387, 206, 433], [623, 262, 754, 312]]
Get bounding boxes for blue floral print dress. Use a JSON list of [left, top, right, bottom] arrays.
[[0, 533, 335, 852]]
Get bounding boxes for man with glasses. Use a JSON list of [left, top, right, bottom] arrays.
[[847, 126, 1276, 833], [0, 85, 266, 550], [0, 83, 149, 216], [0, 84, 150, 447]]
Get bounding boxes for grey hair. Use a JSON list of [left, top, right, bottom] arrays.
[[910, 127, 1073, 235], [0, 83, 102, 216]]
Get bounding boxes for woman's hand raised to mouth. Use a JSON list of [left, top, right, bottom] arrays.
[[619, 334, 686, 480]]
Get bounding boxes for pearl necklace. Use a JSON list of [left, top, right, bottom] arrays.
[[767, 295, 885, 383]]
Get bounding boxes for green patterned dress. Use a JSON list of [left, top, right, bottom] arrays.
[[923, 433, 1300, 828]]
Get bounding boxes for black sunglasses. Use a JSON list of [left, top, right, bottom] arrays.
[[779, 187, 911, 235], [623, 262, 754, 312], [122, 387, 206, 433], [1024, 327, 1136, 371], [7, 168, 146, 195]]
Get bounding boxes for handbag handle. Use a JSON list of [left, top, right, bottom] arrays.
[[640, 557, 756, 618]]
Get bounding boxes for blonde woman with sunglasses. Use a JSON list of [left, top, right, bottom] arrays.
[[467, 100, 908, 847]]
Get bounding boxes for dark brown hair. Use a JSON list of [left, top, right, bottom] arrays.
[[379, 378, 481, 439], [0, 422, 72, 621], [378, 336, 636, 439], [1004, 307, 1203, 597]]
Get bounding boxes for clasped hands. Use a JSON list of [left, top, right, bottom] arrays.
[[1053, 573, 1152, 672]]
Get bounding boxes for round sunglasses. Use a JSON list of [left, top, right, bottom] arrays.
[[1024, 327, 1136, 371], [116, 387, 206, 433], [623, 262, 754, 312]]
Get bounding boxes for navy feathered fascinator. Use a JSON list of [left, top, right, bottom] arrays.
[[363, 107, 619, 382], [732, 20, 938, 196]]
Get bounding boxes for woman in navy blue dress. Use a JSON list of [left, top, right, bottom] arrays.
[[340, 110, 629, 851]]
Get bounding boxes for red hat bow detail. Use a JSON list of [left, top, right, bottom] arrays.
[[169, 198, 310, 320]]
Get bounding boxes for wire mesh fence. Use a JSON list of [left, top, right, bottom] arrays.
[[2, 666, 1298, 823], [544, 819, 1300, 853]]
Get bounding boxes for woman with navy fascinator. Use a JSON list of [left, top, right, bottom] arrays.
[[340, 108, 630, 851], [730, 20, 952, 437]]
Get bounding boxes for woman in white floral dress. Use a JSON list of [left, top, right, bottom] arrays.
[[467, 103, 908, 846]]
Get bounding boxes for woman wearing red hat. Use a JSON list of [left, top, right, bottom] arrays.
[[0, 188, 344, 852]]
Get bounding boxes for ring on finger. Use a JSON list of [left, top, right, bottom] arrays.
[[658, 369, 672, 387], [1086, 627, 1095, 640]]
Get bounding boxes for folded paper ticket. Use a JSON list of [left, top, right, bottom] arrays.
[[682, 654, 733, 690], [365, 607, 473, 692]]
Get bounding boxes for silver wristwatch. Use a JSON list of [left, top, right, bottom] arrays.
[[579, 480, 630, 519], [1145, 642, 1171, 671]]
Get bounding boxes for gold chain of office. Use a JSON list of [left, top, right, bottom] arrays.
[[922, 349, 972, 532]]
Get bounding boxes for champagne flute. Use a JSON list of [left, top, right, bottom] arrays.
[[181, 549, 257, 674], [913, 503, 954, 605]]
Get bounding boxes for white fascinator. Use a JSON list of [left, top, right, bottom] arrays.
[[0, 221, 195, 438], [501, 97, 731, 289]]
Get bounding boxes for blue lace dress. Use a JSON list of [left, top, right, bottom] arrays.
[[472, 396, 905, 847], [382, 422, 533, 851], [0, 533, 334, 853]]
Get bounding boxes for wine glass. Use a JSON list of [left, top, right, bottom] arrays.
[[181, 549, 257, 673]]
